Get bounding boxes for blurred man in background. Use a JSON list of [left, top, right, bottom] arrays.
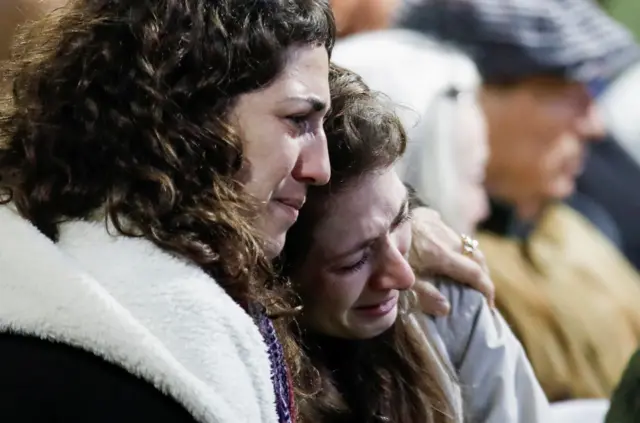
[[395, 0, 640, 402]]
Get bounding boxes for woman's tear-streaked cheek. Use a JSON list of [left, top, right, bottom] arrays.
[[335, 273, 371, 308]]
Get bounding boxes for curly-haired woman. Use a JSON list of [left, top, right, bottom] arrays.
[[0, 0, 335, 422]]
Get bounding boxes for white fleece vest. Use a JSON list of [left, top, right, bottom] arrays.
[[0, 206, 278, 423]]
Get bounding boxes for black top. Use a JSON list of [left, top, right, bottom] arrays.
[[0, 333, 198, 422], [478, 198, 537, 240], [576, 136, 640, 270], [480, 194, 621, 247], [606, 349, 640, 423]]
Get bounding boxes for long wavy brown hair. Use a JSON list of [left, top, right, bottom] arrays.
[[0, 0, 334, 306], [279, 65, 457, 423]]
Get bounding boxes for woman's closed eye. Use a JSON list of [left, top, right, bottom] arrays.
[[336, 250, 371, 275], [287, 114, 312, 134], [395, 210, 412, 229], [333, 213, 411, 276]]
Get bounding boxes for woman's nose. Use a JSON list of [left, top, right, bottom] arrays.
[[292, 129, 331, 186], [370, 243, 416, 291]]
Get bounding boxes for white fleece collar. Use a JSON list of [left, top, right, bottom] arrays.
[[0, 206, 278, 423]]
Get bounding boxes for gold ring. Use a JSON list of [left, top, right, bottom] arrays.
[[461, 234, 479, 257]]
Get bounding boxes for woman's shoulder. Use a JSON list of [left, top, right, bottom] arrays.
[[414, 280, 552, 422], [426, 279, 489, 367], [0, 207, 278, 423], [409, 279, 488, 372], [0, 332, 198, 422], [434, 278, 486, 316], [414, 278, 523, 372]]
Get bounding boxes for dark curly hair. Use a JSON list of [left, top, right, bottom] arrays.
[[0, 0, 335, 311], [279, 66, 456, 423]]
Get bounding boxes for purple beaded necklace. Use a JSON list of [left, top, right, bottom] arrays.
[[251, 305, 295, 423]]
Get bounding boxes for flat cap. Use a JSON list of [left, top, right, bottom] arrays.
[[395, 0, 640, 84]]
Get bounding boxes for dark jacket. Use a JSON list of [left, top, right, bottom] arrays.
[[0, 333, 197, 422], [574, 136, 640, 271], [606, 349, 640, 423]]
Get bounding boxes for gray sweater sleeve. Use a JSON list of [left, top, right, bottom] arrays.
[[416, 280, 551, 423]]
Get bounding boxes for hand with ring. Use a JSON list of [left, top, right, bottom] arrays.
[[461, 234, 480, 258], [408, 207, 494, 316]]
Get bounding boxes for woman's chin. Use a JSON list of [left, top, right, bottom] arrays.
[[349, 305, 399, 339]]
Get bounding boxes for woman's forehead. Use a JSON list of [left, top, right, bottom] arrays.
[[312, 170, 406, 246]]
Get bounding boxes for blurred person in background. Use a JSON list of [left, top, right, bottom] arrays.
[[333, 30, 489, 237], [329, 0, 400, 37], [396, 0, 640, 403]]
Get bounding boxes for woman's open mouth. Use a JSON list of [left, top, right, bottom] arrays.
[[354, 295, 398, 318]]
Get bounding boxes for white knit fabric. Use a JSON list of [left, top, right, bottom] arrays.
[[0, 205, 278, 423]]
